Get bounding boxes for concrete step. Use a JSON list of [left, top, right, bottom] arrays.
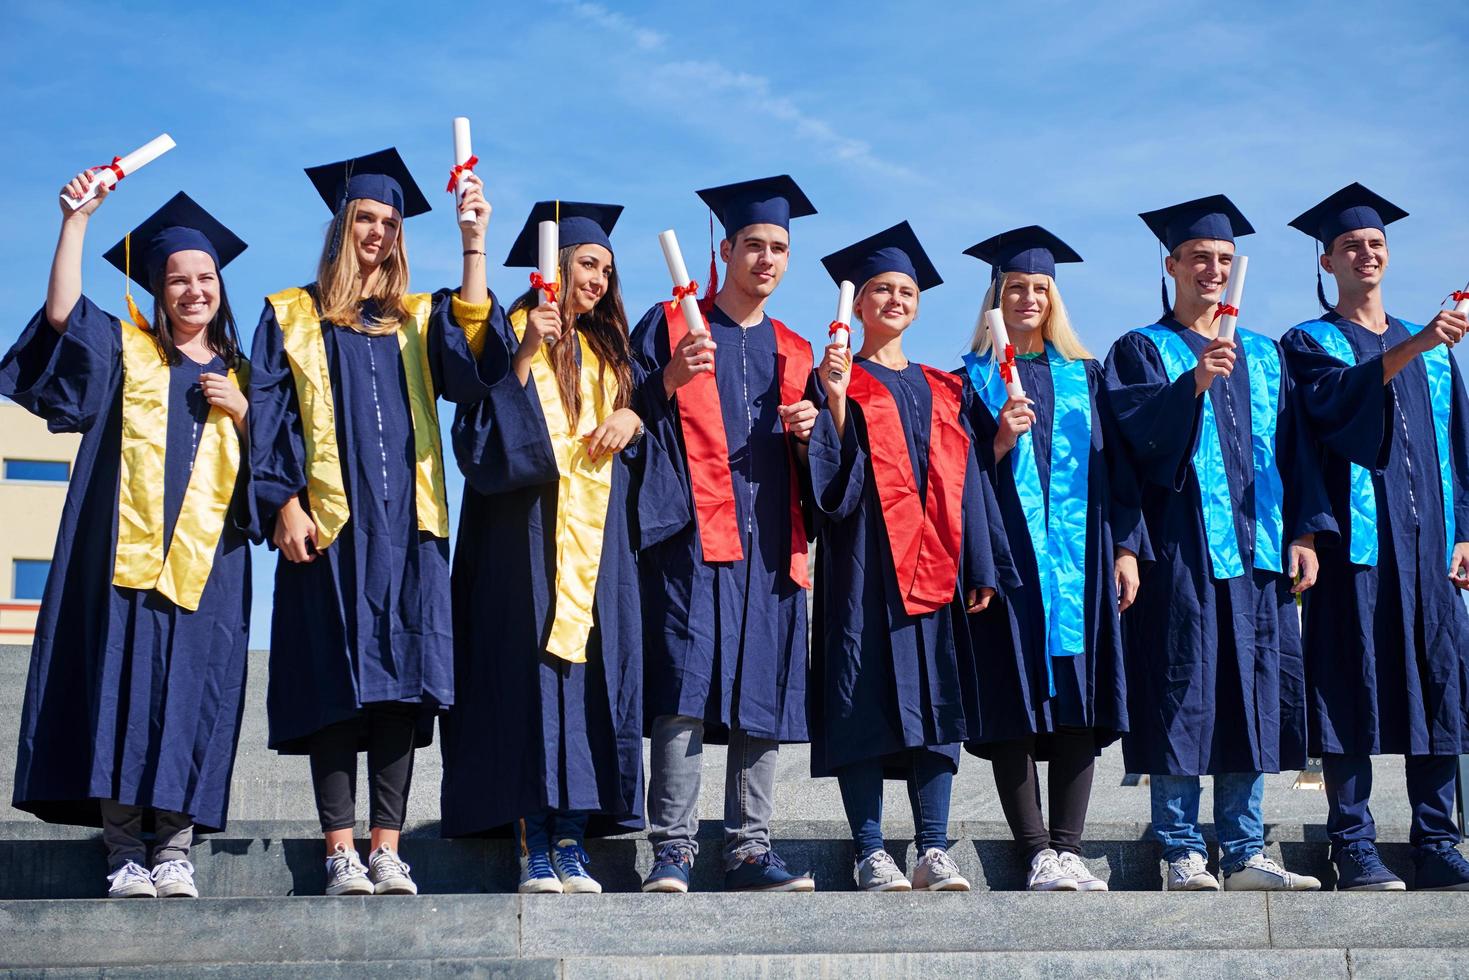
[[0, 819, 1438, 899], [3, 893, 1467, 974]]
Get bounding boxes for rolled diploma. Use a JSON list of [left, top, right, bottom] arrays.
[[986, 308, 1026, 399], [537, 220, 559, 303], [1455, 282, 1469, 315], [1217, 254, 1248, 341], [828, 280, 855, 380], [62, 134, 176, 211], [658, 229, 706, 337], [452, 117, 475, 227]]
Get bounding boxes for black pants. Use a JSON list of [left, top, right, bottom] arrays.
[[308, 705, 418, 833], [990, 728, 1096, 861]]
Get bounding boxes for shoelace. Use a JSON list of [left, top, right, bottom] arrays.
[[107, 861, 151, 886], [864, 850, 901, 877], [1033, 853, 1066, 881], [1175, 854, 1209, 878], [753, 850, 790, 872], [524, 850, 556, 878], [924, 848, 961, 877], [152, 859, 194, 884], [1425, 844, 1469, 874], [328, 848, 367, 879], [372, 849, 411, 877], [1058, 852, 1092, 880], [1343, 842, 1391, 877], [653, 844, 694, 870], [1247, 855, 1289, 877], [554, 844, 593, 876]]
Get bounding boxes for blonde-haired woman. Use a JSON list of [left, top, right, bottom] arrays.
[[249, 148, 500, 896], [957, 227, 1147, 892]]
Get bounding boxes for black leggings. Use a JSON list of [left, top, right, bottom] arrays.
[[308, 705, 419, 833], [989, 728, 1096, 861]]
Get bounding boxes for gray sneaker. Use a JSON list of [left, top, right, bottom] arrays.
[[1057, 851, 1107, 892], [855, 849, 911, 892], [151, 859, 198, 898], [1165, 852, 1220, 891], [106, 860, 157, 898], [325, 843, 373, 896], [368, 844, 418, 895], [1027, 848, 1079, 891], [1223, 852, 1321, 891], [911, 847, 970, 892]]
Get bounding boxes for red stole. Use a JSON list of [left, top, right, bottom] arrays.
[[664, 302, 813, 589], [846, 363, 968, 617]]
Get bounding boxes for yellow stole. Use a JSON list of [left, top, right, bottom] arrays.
[[112, 320, 245, 612], [511, 308, 618, 664], [268, 287, 455, 549]]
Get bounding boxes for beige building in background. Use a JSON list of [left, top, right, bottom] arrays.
[[0, 399, 79, 640]]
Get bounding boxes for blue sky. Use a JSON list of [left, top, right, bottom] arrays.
[[3, 1, 1466, 641]]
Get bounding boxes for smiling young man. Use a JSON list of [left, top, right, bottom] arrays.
[[1105, 195, 1330, 893], [1280, 183, 1469, 892], [630, 175, 820, 892]]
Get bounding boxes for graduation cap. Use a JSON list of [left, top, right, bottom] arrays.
[[304, 146, 432, 218], [695, 174, 816, 236], [1288, 182, 1407, 247], [820, 221, 943, 292], [1138, 194, 1254, 253], [102, 191, 247, 290], [504, 201, 624, 267], [963, 225, 1083, 279]]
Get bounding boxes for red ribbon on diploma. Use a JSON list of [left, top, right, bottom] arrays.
[[998, 343, 1017, 384], [90, 156, 126, 183], [672, 281, 700, 302], [445, 155, 478, 192], [1212, 302, 1239, 323], [1452, 292, 1469, 303], [530, 271, 559, 303], [828, 321, 848, 341]]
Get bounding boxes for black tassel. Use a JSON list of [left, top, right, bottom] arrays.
[[1315, 242, 1332, 312], [1160, 276, 1171, 319]]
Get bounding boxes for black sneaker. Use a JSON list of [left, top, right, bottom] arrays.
[[1412, 842, 1469, 891], [1332, 841, 1405, 891]]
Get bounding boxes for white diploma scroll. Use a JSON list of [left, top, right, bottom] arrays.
[[1454, 279, 1469, 316], [985, 308, 1026, 400], [1217, 254, 1248, 341], [62, 133, 176, 211], [658, 229, 707, 337], [537, 220, 559, 303], [828, 280, 855, 381], [452, 117, 476, 227]]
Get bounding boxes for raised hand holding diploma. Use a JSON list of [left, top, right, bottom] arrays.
[[827, 280, 855, 382], [447, 117, 480, 227], [1214, 254, 1248, 341], [985, 308, 1026, 400], [60, 134, 175, 212], [659, 229, 707, 337]]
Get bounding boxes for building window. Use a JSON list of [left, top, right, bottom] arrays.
[[13, 559, 50, 600], [4, 459, 70, 482]]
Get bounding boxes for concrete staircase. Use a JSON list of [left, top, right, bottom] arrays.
[[2, 646, 1465, 978]]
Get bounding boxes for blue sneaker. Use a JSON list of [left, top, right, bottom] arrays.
[[724, 849, 815, 892], [1412, 843, 1469, 892], [552, 839, 601, 894], [1332, 841, 1405, 892], [518, 848, 562, 894], [642, 843, 694, 893]]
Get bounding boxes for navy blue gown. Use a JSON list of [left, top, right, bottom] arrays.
[[1105, 319, 1335, 776], [1280, 314, 1469, 756], [629, 303, 814, 743], [962, 354, 1143, 759], [5, 297, 255, 833], [806, 360, 1009, 778], [249, 288, 493, 753], [440, 303, 657, 837]]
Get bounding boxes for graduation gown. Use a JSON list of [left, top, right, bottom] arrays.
[[440, 303, 653, 837], [629, 302, 814, 743], [961, 352, 1143, 759], [5, 297, 255, 833], [249, 288, 494, 753], [1105, 319, 1334, 776], [1281, 313, 1469, 756], [806, 359, 1008, 777]]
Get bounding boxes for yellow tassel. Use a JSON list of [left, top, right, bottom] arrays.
[[123, 232, 151, 332]]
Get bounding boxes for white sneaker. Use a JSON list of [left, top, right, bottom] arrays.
[[855, 849, 911, 892], [1165, 852, 1220, 891], [1057, 851, 1107, 892], [1223, 852, 1322, 892], [518, 850, 564, 894], [368, 844, 418, 895], [1027, 848, 1078, 892], [151, 859, 198, 898], [106, 861, 157, 898], [324, 843, 373, 896], [911, 847, 971, 892], [552, 840, 603, 894]]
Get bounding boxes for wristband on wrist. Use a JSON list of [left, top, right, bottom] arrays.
[[463, 249, 486, 257]]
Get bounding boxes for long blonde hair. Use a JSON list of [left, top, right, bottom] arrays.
[[314, 198, 411, 334], [967, 273, 1092, 361]]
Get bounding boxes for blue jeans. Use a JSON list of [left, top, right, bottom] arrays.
[[1150, 772, 1264, 873], [520, 809, 590, 854], [837, 751, 954, 859]]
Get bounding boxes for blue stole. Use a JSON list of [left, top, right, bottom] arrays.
[[1133, 324, 1285, 580], [1292, 317, 1455, 567], [962, 343, 1090, 697]]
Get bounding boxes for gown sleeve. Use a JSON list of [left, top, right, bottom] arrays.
[[959, 399, 1018, 594], [807, 403, 867, 521], [1091, 360, 1151, 562], [1279, 326, 1391, 472], [1448, 356, 1469, 544], [246, 301, 308, 540], [427, 287, 512, 403], [0, 296, 122, 434], [1103, 331, 1206, 491], [1276, 353, 1338, 544], [627, 302, 693, 550]]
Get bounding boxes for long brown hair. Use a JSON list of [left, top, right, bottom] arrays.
[[146, 269, 244, 370], [508, 244, 632, 422], [314, 198, 410, 334]]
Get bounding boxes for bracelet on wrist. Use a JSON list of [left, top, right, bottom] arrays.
[[463, 249, 486, 257]]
